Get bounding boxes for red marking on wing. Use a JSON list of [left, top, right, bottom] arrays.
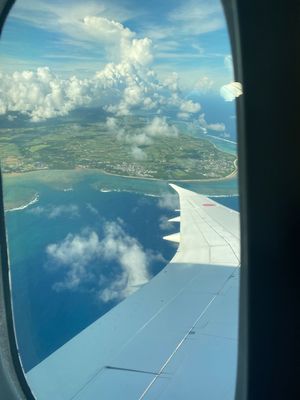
[[202, 203, 216, 207]]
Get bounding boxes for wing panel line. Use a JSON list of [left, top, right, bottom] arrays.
[[187, 199, 240, 264], [138, 269, 237, 399]]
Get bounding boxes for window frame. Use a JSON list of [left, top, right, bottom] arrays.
[[0, 0, 299, 399]]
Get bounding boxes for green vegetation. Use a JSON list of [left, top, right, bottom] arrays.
[[0, 119, 236, 180]]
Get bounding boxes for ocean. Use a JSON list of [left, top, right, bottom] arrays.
[[4, 170, 239, 373]]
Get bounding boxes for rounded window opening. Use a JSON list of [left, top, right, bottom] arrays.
[[0, 1, 240, 398]]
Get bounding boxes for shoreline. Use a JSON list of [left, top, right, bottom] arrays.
[[3, 160, 238, 184], [4, 163, 238, 212], [205, 134, 237, 145], [6, 193, 39, 212]]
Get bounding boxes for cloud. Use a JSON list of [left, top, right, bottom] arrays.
[[0, 11, 154, 120], [99, 222, 150, 302], [11, 1, 138, 54], [220, 82, 243, 101], [131, 145, 147, 161], [168, 0, 224, 35], [145, 116, 178, 137], [224, 54, 233, 72], [198, 113, 226, 133], [100, 64, 162, 117], [0, 68, 91, 121], [106, 115, 183, 159], [106, 116, 118, 130], [106, 116, 125, 138], [7, 114, 17, 121], [179, 99, 201, 113], [177, 112, 190, 120], [46, 221, 161, 302], [0, 8, 207, 121], [82, 15, 134, 45], [207, 123, 226, 131], [159, 216, 173, 231], [158, 192, 179, 210], [29, 204, 79, 218], [48, 205, 79, 218], [194, 76, 214, 93], [81, 16, 153, 67], [106, 114, 186, 160], [0, 61, 196, 121], [125, 38, 153, 67], [128, 133, 153, 146], [86, 203, 99, 215], [46, 229, 100, 290], [163, 72, 180, 92]]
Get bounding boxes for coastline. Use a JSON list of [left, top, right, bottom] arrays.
[[170, 158, 238, 182], [6, 193, 39, 212], [3, 159, 238, 184], [205, 134, 237, 145], [3, 161, 238, 212]]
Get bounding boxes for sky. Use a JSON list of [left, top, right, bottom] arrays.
[[0, 0, 238, 122]]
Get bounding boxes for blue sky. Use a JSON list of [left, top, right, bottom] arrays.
[[0, 0, 233, 87], [0, 0, 239, 125]]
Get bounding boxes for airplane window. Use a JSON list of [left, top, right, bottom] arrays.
[[0, 0, 240, 398]]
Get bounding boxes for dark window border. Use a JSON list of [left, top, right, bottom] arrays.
[[222, 1, 299, 399], [0, 2, 36, 398], [0, 0, 299, 399]]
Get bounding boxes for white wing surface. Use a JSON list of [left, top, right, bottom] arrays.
[[26, 184, 240, 400], [167, 184, 240, 266]]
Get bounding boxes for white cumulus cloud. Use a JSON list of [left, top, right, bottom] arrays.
[[158, 192, 179, 210], [45, 221, 161, 302], [194, 76, 214, 93], [0, 68, 91, 121], [47, 229, 100, 290], [207, 123, 226, 131], [0, 13, 204, 121], [179, 99, 201, 113], [29, 204, 80, 219], [127, 133, 152, 146], [106, 116, 118, 130], [177, 112, 190, 120], [99, 222, 150, 302], [198, 113, 226, 133], [81, 16, 152, 67], [163, 72, 180, 92], [159, 216, 173, 231], [131, 145, 147, 161], [145, 116, 178, 137]]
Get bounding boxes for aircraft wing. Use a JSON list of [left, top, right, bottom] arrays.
[[165, 184, 240, 266], [25, 184, 240, 400]]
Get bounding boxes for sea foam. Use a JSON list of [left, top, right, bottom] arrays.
[[6, 193, 39, 212]]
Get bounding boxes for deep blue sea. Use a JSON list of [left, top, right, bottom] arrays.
[[5, 173, 239, 373]]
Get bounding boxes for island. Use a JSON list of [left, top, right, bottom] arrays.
[[0, 118, 237, 181]]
